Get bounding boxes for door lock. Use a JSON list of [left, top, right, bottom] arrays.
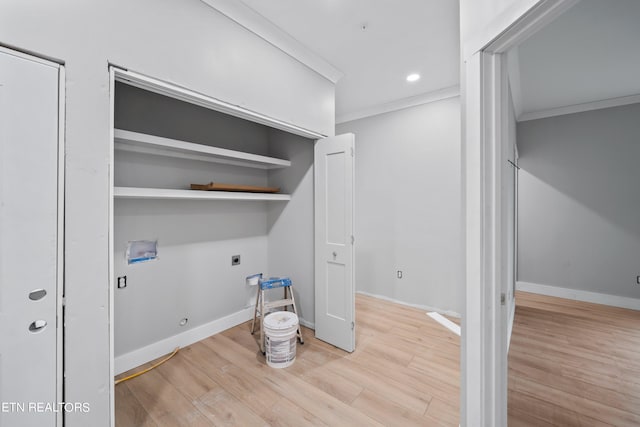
[[28, 320, 48, 333]]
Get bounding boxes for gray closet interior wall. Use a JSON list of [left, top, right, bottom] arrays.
[[114, 83, 314, 358]]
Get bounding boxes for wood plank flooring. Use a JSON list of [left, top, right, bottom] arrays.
[[115, 293, 460, 426], [115, 290, 640, 426], [508, 291, 640, 426]]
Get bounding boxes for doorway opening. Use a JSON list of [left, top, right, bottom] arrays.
[[463, 0, 640, 424]]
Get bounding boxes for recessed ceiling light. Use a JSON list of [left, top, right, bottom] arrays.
[[406, 73, 420, 82]]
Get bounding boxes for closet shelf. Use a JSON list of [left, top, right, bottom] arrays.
[[114, 129, 291, 169], [114, 187, 291, 201]]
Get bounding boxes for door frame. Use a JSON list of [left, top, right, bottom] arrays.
[[0, 45, 65, 427], [55, 54, 65, 427], [461, 0, 579, 425]]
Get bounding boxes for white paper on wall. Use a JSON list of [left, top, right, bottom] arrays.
[[126, 240, 158, 264]]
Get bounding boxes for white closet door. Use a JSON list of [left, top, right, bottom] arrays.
[[314, 133, 355, 352], [0, 49, 61, 427]]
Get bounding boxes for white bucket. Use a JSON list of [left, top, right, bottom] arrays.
[[263, 311, 298, 368]]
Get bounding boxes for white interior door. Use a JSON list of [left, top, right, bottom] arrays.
[[0, 49, 62, 427], [314, 133, 355, 352]]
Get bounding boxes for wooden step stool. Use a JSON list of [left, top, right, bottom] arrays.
[[250, 276, 304, 354]]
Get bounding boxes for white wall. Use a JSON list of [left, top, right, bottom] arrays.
[[517, 103, 640, 301], [337, 97, 462, 315], [0, 1, 333, 424]]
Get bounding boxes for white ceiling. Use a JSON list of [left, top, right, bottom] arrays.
[[513, 0, 640, 118], [239, 0, 460, 121]]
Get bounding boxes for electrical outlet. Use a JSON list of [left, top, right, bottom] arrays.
[[117, 276, 127, 289], [397, 270, 403, 279], [232, 255, 241, 266]]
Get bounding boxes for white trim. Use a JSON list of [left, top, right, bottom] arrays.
[[356, 291, 461, 318], [199, 0, 342, 84], [427, 312, 461, 336], [0, 44, 62, 68], [114, 306, 255, 375], [482, 0, 580, 54], [108, 66, 116, 427], [463, 51, 496, 426], [112, 68, 326, 140], [336, 86, 460, 124], [518, 93, 640, 122], [114, 129, 291, 169], [56, 64, 65, 427], [516, 281, 640, 311], [486, 50, 508, 427], [463, 1, 579, 425]]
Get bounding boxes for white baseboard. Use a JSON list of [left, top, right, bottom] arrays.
[[427, 312, 461, 336], [115, 306, 255, 375], [356, 290, 461, 318], [516, 281, 640, 311]]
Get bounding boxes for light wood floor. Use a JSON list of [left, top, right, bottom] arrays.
[[509, 291, 640, 426], [115, 293, 460, 426]]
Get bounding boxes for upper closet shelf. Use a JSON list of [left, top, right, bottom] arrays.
[[114, 129, 291, 169], [114, 187, 291, 201]]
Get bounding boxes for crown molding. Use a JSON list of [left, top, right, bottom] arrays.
[[518, 93, 640, 122], [336, 85, 460, 124], [200, 0, 343, 83]]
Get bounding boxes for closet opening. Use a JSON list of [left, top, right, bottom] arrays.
[[109, 67, 316, 383]]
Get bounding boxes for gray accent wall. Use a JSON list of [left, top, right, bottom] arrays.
[[267, 129, 315, 325], [337, 97, 462, 314], [114, 83, 271, 358], [517, 102, 640, 300], [114, 84, 315, 357]]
